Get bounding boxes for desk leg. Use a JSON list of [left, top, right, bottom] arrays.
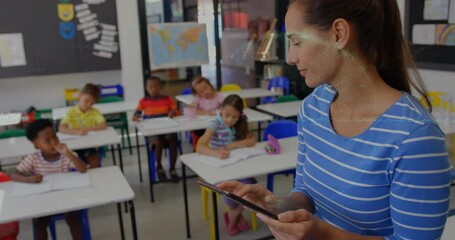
[[135, 127, 143, 183], [111, 145, 117, 165], [212, 191, 219, 240], [145, 138, 155, 202], [129, 200, 138, 240], [117, 203, 125, 240], [257, 122, 262, 141], [117, 144, 124, 173], [182, 164, 191, 238]]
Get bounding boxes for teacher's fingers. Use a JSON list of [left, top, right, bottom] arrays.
[[278, 209, 312, 222]]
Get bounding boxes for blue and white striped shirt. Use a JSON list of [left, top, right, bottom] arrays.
[[208, 115, 234, 148], [293, 84, 450, 240]]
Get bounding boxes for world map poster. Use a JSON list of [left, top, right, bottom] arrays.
[[148, 22, 209, 70]]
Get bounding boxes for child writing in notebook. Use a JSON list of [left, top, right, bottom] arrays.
[[12, 119, 87, 240], [132, 76, 180, 182], [59, 83, 107, 168], [196, 94, 256, 236], [190, 76, 224, 149]]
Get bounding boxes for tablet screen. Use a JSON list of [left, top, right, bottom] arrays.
[[198, 179, 278, 220]]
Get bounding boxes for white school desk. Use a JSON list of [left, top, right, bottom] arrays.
[[0, 127, 125, 172], [175, 88, 279, 105], [179, 137, 298, 239], [135, 108, 273, 202], [256, 100, 302, 118], [52, 101, 137, 119], [0, 113, 21, 127], [0, 166, 138, 240]]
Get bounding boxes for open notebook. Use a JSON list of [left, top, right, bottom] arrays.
[[193, 147, 265, 168], [8, 172, 90, 197]]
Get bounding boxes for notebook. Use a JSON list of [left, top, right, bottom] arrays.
[[193, 147, 265, 168], [9, 172, 91, 197]]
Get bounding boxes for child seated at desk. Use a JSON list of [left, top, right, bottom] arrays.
[[11, 119, 87, 240], [191, 76, 224, 116], [59, 83, 107, 168], [189, 76, 224, 149], [196, 94, 256, 236], [132, 76, 179, 183]]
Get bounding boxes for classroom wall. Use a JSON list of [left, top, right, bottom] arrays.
[[0, 0, 144, 113], [0, 1, 453, 113], [397, 0, 455, 97]]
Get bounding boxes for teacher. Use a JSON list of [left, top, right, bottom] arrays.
[[219, 0, 451, 239]]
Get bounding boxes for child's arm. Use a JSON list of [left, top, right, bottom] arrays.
[[132, 100, 143, 121], [54, 143, 87, 173], [11, 170, 43, 183], [59, 123, 88, 135], [196, 128, 230, 159], [226, 133, 256, 150], [195, 109, 216, 116], [168, 97, 178, 118], [81, 122, 107, 132]]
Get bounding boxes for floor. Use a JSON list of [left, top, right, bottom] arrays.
[[7, 130, 295, 240]]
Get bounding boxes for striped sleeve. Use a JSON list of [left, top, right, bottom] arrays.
[[387, 124, 450, 240], [291, 103, 313, 203], [136, 99, 144, 112], [16, 154, 35, 175]]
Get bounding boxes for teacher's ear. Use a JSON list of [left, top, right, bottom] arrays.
[[331, 18, 350, 50]]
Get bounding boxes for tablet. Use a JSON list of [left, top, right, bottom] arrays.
[[197, 179, 279, 220]]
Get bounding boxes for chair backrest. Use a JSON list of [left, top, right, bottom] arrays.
[[276, 95, 299, 103], [220, 84, 242, 92], [98, 96, 124, 104], [268, 77, 290, 95], [35, 109, 53, 121], [64, 88, 80, 106], [263, 120, 298, 141], [0, 128, 26, 139], [99, 84, 124, 98], [220, 84, 247, 107], [181, 87, 192, 95], [0, 172, 10, 182]]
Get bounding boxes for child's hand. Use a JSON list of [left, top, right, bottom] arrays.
[[217, 148, 230, 159], [77, 129, 88, 135], [168, 110, 177, 118], [31, 174, 43, 183], [54, 143, 70, 155], [132, 115, 141, 122]]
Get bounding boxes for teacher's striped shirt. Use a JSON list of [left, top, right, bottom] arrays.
[[293, 84, 450, 240]]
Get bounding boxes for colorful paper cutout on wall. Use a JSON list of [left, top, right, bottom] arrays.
[[59, 22, 76, 40], [435, 24, 455, 46], [57, 3, 75, 22]]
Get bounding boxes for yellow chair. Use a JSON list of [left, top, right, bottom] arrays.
[[220, 84, 247, 108], [64, 88, 80, 106], [196, 139, 258, 239]]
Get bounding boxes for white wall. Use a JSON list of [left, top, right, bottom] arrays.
[[0, 0, 144, 113], [397, 0, 455, 97]]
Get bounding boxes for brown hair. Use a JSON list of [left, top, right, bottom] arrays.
[[191, 76, 216, 95], [81, 83, 100, 102], [221, 94, 248, 140], [290, 0, 431, 110]]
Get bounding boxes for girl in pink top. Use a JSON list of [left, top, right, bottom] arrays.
[[191, 76, 224, 116]]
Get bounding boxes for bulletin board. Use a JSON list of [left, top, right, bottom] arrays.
[[405, 0, 455, 71], [0, 0, 121, 79]]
